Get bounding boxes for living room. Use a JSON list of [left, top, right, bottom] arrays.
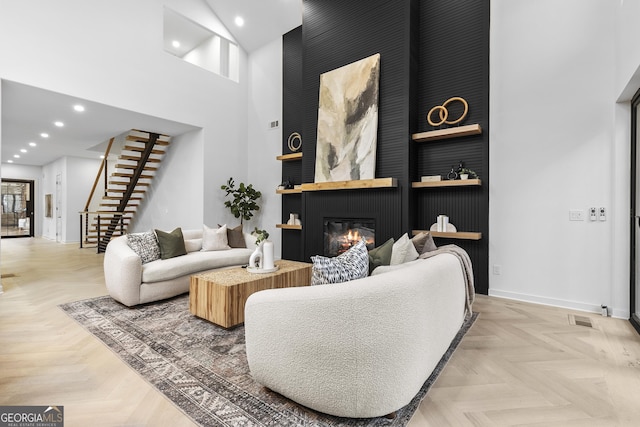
[[2, 0, 640, 425]]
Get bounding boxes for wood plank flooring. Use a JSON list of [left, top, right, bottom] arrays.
[[1, 237, 640, 426]]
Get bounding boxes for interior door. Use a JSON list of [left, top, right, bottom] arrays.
[[0, 179, 34, 238], [56, 173, 62, 243]]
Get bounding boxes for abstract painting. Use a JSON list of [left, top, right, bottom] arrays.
[[314, 53, 380, 183]]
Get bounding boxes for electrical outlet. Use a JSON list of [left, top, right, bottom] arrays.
[[599, 207, 606, 221], [569, 210, 585, 221], [589, 207, 597, 221], [493, 265, 502, 275]]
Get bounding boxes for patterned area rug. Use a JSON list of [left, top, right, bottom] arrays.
[[60, 294, 477, 427]]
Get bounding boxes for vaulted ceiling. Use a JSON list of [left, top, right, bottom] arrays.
[[2, 1, 302, 167]]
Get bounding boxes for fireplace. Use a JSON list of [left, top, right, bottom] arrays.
[[323, 218, 375, 256]]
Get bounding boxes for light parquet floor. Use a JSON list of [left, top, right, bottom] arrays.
[[1, 238, 640, 426]]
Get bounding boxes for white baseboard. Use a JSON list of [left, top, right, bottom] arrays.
[[488, 289, 630, 320]]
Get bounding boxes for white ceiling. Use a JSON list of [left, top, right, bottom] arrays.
[[1, 81, 199, 166], [205, 0, 302, 53], [1, 0, 302, 167]]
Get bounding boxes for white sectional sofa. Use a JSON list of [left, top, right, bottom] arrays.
[[244, 252, 472, 419], [104, 228, 256, 307]]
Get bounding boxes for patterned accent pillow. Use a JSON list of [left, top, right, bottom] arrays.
[[311, 239, 369, 286], [127, 231, 160, 264]]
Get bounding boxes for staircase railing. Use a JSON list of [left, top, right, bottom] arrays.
[[97, 132, 159, 252], [82, 137, 115, 245], [79, 211, 125, 253], [79, 130, 167, 253]]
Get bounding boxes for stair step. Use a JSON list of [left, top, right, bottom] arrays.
[[123, 146, 166, 155], [102, 197, 143, 201], [126, 135, 170, 146], [106, 189, 146, 193], [115, 164, 158, 171], [109, 180, 150, 186], [119, 155, 162, 163], [100, 203, 139, 208], [112, 172, 154, 179], [131, 128, 171, 138]]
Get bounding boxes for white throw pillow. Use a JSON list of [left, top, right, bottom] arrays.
[[390, 233, 419, 265], [201, 224, 230, 251]]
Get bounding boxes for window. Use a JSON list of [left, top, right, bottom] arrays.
[[163, 7, 239, 82]]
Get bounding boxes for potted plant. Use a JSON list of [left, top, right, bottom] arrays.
[[459, 168, 478, 180], [220, 177, 262, 224], [252, 227, 269, 245]]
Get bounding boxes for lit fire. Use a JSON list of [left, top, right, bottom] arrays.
[[337, 229, 374, 254]]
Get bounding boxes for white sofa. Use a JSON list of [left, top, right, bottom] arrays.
[[244, 252, 470, 419], [104, 229, 256, 307]]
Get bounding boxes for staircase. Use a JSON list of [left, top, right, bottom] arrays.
[[81, 129, 171, 253]]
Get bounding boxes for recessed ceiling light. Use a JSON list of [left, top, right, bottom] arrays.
[[172, 40, 181, 48], [29, 142, 37, 147], [7, 160, 13, 164], [100, 155, 105, 159], [234, 16, 244, 27], [54, 121, 64, 127], [20, 149, 27, 153], [73, 104, 85, 112], [14, 154, 20, 158], [40, 133, 49, 138]]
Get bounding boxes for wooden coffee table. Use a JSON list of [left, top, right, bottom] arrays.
[[189, 259, 312, 328]]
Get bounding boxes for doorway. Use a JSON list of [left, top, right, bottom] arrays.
[[1, 179, 34, 238]]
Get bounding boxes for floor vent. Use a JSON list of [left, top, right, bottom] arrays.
[[568, 314, 594, 328], [1, 273, 16, 278]]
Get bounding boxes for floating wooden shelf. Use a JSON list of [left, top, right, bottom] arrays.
[[412, 230, 482, 240], [301, 178, 397, 192], [412, 124, 482, 142], [412, 178, 481, 188], [277, 224, 302, 230], [276, 188, 302, 194], [276, 152, 303, 161]]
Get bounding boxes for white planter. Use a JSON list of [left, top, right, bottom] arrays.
[[460, 174, 469, 180]]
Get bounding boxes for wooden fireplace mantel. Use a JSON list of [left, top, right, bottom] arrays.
[[300, 178, 397, 192]]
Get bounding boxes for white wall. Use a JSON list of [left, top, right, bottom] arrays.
[[246, 38, 283, 256], [489, 1, 624, 315], [41, 158, 63, 241], [133, 129, 204, 232], [0, 0, 249, 236], [65, 157, 102, 242]]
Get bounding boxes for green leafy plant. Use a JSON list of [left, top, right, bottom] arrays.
[[459, 168, 478, 178], [220, 177, 262, 224], [252, 227, 270, 245]]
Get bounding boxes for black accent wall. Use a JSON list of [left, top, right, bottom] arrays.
[[281, 0, 490, 294]]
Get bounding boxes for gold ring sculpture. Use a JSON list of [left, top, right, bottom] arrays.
[[426, 97, 469, 127], [287, 132, 302, 152]]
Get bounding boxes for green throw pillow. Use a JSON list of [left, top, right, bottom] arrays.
[[368, 237, 394, 274], [155, 227, 187, 260]]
